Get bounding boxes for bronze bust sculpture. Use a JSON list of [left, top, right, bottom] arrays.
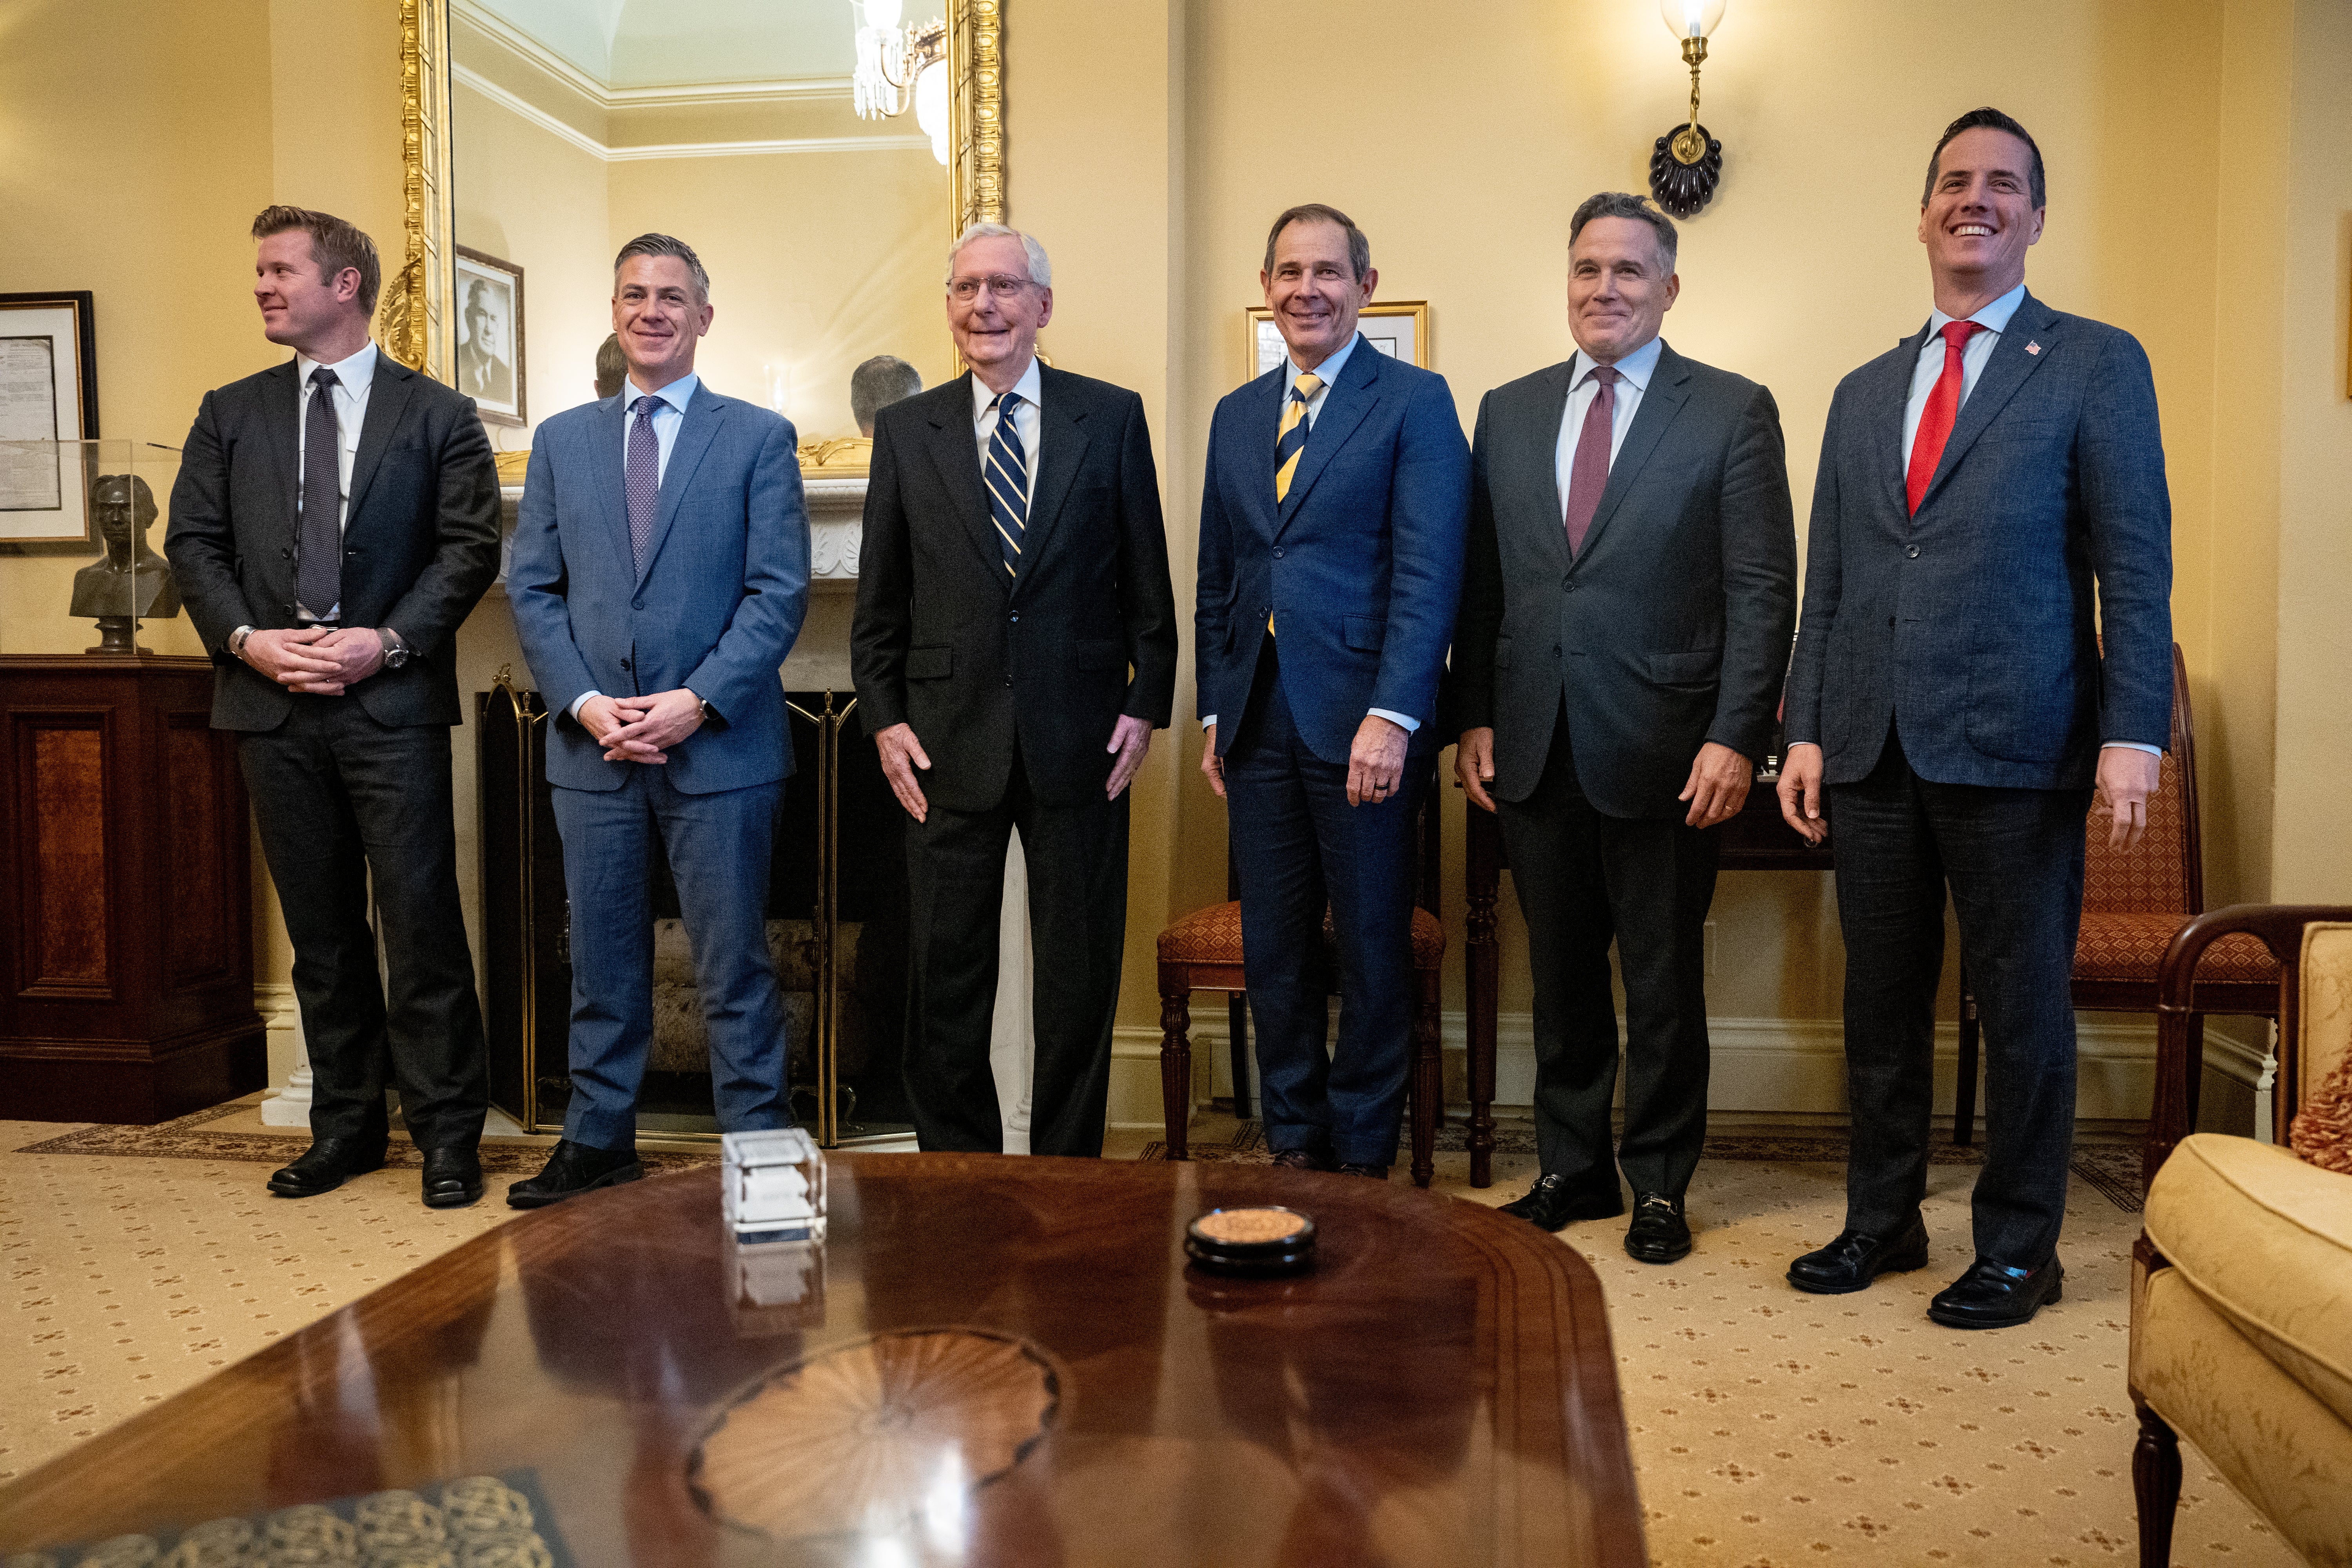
[[71, 473, 180, 653]]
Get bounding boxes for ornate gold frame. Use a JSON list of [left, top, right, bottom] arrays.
[[387, 0, 1005, 379]]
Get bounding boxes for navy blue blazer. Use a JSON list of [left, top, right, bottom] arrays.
[[1196, 336, 1470, 764], [508, 382, 811, 795], [1785, 291, 2172, 791]]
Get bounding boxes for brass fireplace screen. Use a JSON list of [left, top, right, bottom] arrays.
[[477, 672, 912, 1146]]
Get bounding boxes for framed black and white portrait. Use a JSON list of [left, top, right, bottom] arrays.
[[454, 246, 526, 427], [0, 290, 100, 554]]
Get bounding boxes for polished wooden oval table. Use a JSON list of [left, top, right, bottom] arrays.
[[1, 1154, 1645, 1566]]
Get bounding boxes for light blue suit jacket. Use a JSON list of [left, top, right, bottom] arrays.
[[509, 383, 810, 794], [1195, 337, 1470, 764]]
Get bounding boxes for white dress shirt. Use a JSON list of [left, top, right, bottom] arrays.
[[971, 356, 1043, 505], [1900, 282, 2023, 471], [291, 340, 377, 622], [1204, 332, 1418, 735], [570, 372, 704, 720], [1554, 333, 1664, 515]]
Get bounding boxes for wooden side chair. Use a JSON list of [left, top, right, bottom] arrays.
[[1156, 759, 1448, 1187], [1954, 644, 2281, 1142]]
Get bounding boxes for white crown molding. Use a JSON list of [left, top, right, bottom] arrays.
[[453, 0, 851, 112], [454, 64, 925, 163]]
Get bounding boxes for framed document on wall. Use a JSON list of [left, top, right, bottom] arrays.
[[0, 290, 100, 555], [454, 246, 527, 427], [1245, 299, 1430, 381]]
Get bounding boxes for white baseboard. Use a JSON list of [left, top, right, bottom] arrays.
[[1114, 1005, 2271, 1132]]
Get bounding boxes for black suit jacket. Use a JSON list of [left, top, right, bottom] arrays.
[[165, 352, 503, 731], [1454, 341, 1797, 819], [852, 366, 1178, 813]]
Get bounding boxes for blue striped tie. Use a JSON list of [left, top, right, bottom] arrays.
[[985, 391, 1028, 581]]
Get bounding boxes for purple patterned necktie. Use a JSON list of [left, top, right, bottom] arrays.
[[1562, 364, 1621, 558], [626, 395, 661, 574]]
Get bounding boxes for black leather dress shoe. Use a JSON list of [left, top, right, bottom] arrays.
[[1624, 1192, 1692, 1264], [1335, 1162, 1390, 1181], [267, 1137, 388, 1198], [1928, 1254, 2064, 1329], [420, 1145, 485, 1209], [1497, 1172, 1626, 1231], [506, 1139, 643, 1209], [1786, 1214, 1931, 1294], [1269, 1149, 1336, 1172]]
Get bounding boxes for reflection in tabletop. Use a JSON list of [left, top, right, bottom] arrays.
[[0, 1155, 1645, 1567]]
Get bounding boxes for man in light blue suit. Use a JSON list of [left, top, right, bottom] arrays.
[[506, 233, 810, 1206], [1197, 203, 1469, 1179]]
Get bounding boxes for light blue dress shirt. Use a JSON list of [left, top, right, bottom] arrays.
[[571, 372, 703, 720]]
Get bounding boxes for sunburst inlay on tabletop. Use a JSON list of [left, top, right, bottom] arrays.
[[690, 1329, 1060, 1541]]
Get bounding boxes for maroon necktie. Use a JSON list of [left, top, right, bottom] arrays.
[[1906, 319, 1982, 515], [1562, 365, 1621, 557]]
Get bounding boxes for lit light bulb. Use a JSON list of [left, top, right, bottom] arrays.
[[1657, 0, 1728, 40], [865, 0, 905, 32], [914, 60, 949, 165]]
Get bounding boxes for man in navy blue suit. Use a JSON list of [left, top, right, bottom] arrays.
[[1778, 110, 2173, 1327], [1197, 204, 1469, 1179], [507, 233, 811, 1206]]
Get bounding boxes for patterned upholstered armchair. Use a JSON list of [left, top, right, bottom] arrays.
[[2131, 904, 2352, 1567]]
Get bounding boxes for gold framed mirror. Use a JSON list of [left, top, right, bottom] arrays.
[[383, 0, 1003, 424]]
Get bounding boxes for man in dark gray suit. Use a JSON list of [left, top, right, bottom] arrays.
[[167, 205, 503, 1207], [1779, 109, 2172, 1328], [1455, 192, 1795, 1262]]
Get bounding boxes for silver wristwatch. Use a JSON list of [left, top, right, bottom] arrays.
[[377, 628, 412, 670], [229, 626, 255, 661]]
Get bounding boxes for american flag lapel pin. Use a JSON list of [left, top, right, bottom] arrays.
[[2025, 341, 2042, 355]]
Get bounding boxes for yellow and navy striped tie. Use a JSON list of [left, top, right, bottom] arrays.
[[1269, 372, 1321, 635]]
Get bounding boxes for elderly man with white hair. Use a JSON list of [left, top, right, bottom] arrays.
[[851, 221, 1178, 1156]]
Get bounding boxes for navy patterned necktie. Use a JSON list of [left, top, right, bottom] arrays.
[[985, 391, 1028, 581], [297, 367, 343, 618], [626, 395, 661, 575]]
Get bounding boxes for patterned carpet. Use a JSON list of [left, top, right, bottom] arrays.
[[1138, 1118, 2148, 1210], [3, 1104, 2288, 1565], [14, 1101, 719, 1175]]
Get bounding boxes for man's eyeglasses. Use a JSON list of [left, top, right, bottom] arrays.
[[948, 274, 1036, 302]]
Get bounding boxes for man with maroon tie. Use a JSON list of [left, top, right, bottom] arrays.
[[1778, 109, 2173, 1328], [1454, 192, 1796, 1261]]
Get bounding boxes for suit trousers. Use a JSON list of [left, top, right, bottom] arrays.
[[1496, 710, 1719, 1198], [238, 698, 487, 1151], [1226, 644, 1424, 1167], [904, 750, 1130, 1156], [550, 766, 789, 1150], [1828, 726, 2091, 1265]]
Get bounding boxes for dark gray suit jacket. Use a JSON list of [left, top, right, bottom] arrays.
[[165, 354, 502, 731], [1784, 291, 2173, 789], [1454, 341, 1797, 818], [853, 367, 1178, 813]]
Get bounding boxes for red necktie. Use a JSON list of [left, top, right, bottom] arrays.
[[1906, 319, 1982, 516], [1563, 365, 1621, 557]]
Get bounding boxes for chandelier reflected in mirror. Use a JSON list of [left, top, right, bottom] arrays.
[[853, 0, 951, 165]]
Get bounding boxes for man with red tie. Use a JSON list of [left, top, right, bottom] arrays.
[[1778, 109, 2174, 1328]]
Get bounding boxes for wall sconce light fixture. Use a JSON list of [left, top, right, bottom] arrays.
[[1648, 0, 1728, 218]]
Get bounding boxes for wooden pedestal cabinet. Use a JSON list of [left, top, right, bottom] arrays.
[[0, 655, 264, 1122]]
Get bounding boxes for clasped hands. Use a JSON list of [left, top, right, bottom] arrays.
[[239, 625, 388, 695], [579, 690, 704, 764], [1455, 729, 1753, 828], [879, 713, 1154, 826]]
